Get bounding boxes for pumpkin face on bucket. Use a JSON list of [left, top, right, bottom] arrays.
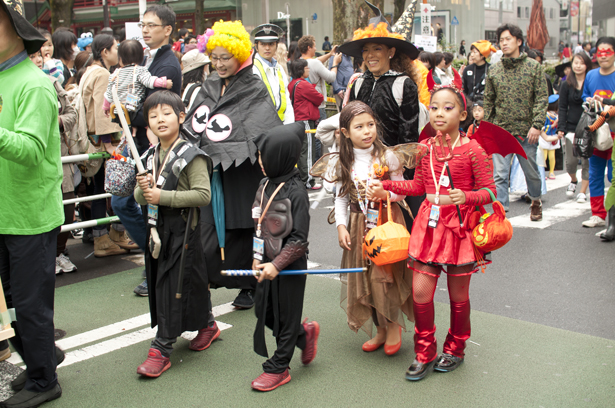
[[362, 195, 410, 266]]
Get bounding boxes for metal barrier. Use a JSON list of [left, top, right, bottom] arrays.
[[60, 152, 120, 233]]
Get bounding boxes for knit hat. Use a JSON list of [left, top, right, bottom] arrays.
[[471, 40, 497, 59], [182, 49, 210, 74], [0, 0, 46, 54]]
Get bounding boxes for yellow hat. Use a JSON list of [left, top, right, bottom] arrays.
[[471, 40, 497, 59]]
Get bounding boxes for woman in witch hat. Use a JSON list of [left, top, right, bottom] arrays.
[[338, 2, 422, 230]]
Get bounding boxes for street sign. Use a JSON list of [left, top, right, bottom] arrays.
[[421, 5, 431, 37], [110, 6, 118, 14], [414, 35, 438, 52], [451, 16, 459, 25]]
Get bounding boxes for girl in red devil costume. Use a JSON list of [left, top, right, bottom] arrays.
[[369, 78, 496, 381]]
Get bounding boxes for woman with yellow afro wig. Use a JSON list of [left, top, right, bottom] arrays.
[[204, 20, 252, 65]]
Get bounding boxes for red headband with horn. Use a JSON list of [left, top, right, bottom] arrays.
[[427, 68, 466, 110]]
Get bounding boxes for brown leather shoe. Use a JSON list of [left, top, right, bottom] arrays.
[[189, 322, 220, 351], [94, 234, 129, 257], [136, 348, 171, 378], [251, 369, 291, 392], [530, 200, 542, 221], [109, 228, 140, 250]]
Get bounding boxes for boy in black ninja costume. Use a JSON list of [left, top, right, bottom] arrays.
[[250, 122, 319, 392], [134, 91, 216, 378]]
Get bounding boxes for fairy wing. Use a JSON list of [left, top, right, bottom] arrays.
[[309, 152, 340, 183], [389, 143, 429, 170]]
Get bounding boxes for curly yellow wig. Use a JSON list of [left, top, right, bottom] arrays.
[[206, 20, 252, 64], [352, 22, 405, 41]]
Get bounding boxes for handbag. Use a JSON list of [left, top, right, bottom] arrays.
[[590, 101, 614, 151], [469, 188, 513, 253], [104, 138, 137, 197], [362, 193, 410, 266], [573, 103, 596, 158]]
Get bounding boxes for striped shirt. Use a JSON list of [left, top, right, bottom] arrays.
[[104, 64, 159, 112]]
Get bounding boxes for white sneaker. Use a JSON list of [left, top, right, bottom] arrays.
[[55, 258, 63, 275], [57, 253, 77, 273], [582, 215, 606, 228], [576, 193, 587, 203], [566, 182, 577, 197]]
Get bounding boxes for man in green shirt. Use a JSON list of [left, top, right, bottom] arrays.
[[0, 0, 63, 406]]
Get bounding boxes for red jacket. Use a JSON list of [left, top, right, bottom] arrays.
[[288, 78, 323, 121]]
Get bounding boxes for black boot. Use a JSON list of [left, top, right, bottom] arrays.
[[600, 207, 615, 241]]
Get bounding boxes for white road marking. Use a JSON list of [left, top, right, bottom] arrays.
[[509, 200, 591, 229], [7, 302, 236, 367]]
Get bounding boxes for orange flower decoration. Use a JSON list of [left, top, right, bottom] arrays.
[[352, 22, 405, 42]]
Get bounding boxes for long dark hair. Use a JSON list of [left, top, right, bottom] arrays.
[[52, 29, 77, 61], [91, 34, 115, 69], [182, 68, 205, 93], [338, 101, 387, 198], [566, 53, 592, 90], [390, 51, 420, 85]]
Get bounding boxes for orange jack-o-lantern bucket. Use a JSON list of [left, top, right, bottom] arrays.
[[363, 193, 410, 266], [471, 198, 513, 252]]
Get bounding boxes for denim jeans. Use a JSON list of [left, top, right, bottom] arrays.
[[492, 137, 542, 210], [111, 195, 146, 251]]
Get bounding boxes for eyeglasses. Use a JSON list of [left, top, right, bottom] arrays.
[[210, 55, 233, 64], [138, 22, 165, 29]]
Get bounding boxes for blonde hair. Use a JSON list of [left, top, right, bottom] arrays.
[[275, 43, 289, 76], [206, 20, 252, 64]]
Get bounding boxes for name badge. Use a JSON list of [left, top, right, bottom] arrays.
[[253, 237, 265, 261], [147, 204, 158, 226], [467, 70, 473, 76], [439, 174, 450, 188], [126, 93, 139, 111], [366, 208, 379, 230], [428, 205, 440, 228]]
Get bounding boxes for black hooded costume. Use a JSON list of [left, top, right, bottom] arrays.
[[182, 51, 283, 291], [252, 122, 310, 374]]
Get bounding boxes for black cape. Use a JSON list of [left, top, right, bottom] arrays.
[[182, 52, 282, 289]]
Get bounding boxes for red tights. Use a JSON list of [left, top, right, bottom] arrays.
[[412, 261, 472, 363]]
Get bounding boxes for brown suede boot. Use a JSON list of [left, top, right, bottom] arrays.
[[94, 234, 129, 257], [109, 228, 140, 250]]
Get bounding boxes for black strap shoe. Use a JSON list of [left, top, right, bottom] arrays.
[[434, 353, 464, 372], [405, 358, 436, 381]]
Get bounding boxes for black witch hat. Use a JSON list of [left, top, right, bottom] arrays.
[[0, 0, 46, 54], [338, 1, 419, 60]]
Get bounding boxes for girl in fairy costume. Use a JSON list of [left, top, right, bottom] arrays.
[[333, 101, 414, 356]]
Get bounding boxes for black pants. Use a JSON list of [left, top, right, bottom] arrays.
[[258, 275, 307, 373], [0, 228, 59, 392]]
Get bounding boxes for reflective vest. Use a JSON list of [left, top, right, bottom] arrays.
[[253, 57, 287, 121]]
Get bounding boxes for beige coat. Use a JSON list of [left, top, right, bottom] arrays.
[[54, 80, 79, 193], [82, 65, 121, 137]]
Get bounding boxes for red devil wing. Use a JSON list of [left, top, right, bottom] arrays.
[[419, 122, 436, 142], [470, 121, 528, 159]]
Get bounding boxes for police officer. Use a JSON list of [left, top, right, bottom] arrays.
[[251, 24, 294, 124]]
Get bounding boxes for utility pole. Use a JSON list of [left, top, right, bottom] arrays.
[[103, 0, 110, 29]]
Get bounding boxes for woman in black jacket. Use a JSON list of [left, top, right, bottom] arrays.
[[338, 20, 421, 227], [557, 52, 593, 202]]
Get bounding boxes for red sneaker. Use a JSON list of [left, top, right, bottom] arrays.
[[189, 322, 220, 351], [251, 369, 291, 392], [301, 319, 320, 365], [137, 348, 171, 378]]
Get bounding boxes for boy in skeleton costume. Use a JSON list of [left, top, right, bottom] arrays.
[[250, 123, 319, 392]]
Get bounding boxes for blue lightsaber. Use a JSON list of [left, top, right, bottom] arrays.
[[221, 267, 367, 276]]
